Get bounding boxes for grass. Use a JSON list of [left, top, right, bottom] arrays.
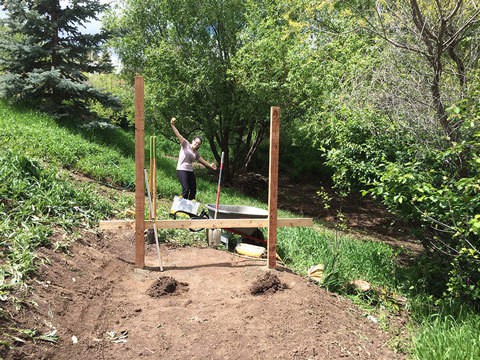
[[0, 150, 117, 288], [279, 227, 397, 285], [0, 102, 134, 350], [1, 99, 480, 357], [412, 316, 480, 359], [408, 298, 480, 360]]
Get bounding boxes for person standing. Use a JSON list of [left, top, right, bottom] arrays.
[[170, 117, 217, 200]]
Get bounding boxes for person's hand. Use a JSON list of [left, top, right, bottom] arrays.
[[170, 117, 176, 126], [211, 163, 217, 171]]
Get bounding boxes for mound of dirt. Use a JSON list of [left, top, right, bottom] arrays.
[[250, 271, 288, 295], [147, 276, 189, 297]]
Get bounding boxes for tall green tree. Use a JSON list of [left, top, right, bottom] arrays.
[[0, 0, 120, 114], [106, 0, 286, 181]]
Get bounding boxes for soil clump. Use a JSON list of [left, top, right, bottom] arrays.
[[250, 271, 288, 295], [147, 276, 189, 297]]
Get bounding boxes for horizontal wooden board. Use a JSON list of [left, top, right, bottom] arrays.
[[99, 217, 313, 230]]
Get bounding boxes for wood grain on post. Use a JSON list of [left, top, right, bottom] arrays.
[[268, 107, 280, 269], [134, 76, 145, 268]]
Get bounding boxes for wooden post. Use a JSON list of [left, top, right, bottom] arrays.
[[153, 137, 157, 218], [149, 136, 153, 219], [134, 76, 145, 268], [268, 107, 280, 269]]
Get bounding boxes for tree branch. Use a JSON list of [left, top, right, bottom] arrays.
[[443, 9, 480, 49], [411, 0, 437, 42]]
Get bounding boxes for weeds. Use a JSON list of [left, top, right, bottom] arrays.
[[411, 312, 480, 360], [0, 115, 125, 352]]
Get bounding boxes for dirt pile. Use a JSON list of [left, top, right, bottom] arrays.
[[146, 276, 189, 297], [250, 271, 288, 295]]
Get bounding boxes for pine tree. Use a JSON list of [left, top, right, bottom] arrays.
[[0, 0, 121, 115]]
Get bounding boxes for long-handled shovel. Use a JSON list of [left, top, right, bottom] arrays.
[[144, 168, 163, 271], [146, 136, 157, 244], [212, 152, 225, 248], [214, 151, 225, 220]]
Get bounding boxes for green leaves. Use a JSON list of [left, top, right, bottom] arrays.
[[107, 0, 274, 180]]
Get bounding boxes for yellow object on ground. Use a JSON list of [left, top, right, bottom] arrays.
[[235, 243, 266, 258], [307, 264, 325, 283]]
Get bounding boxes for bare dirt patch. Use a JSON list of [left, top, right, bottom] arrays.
[[3, 228, 406, 360]]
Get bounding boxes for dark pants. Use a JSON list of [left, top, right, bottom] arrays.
[[177, 170, 197, 200]]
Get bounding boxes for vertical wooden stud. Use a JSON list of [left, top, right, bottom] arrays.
[[148, 137, 153, 220], [153, 136, 157, 218], [268, 106, 280, 269], [134, 76, 145, 268]]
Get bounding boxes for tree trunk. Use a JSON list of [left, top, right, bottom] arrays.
[[410, 0, 460, 142]]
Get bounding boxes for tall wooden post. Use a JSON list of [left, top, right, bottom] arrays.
[[134, 76, 145, 268], [268, 107, 280, 269]]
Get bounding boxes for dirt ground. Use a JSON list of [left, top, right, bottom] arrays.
[[5, 227, 407, 360]]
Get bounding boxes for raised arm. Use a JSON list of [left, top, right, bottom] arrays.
[[198, 155, 217, 171], [170, 117, 186, 144]]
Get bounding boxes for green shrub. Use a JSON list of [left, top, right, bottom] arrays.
[[367, 110, 480, 303], [315, 107, 412, 192]]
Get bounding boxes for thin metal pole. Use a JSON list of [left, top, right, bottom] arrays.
[[144, 169, 163, 271]]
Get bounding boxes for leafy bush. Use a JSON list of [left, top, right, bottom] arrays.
[[315, 88, 480, 302], [314, 106, 413, 192], [367, 108, 480, 302], [87, 73, 135, 130]]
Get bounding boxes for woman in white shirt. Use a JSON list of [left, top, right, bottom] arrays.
[[170, 117, 217, 200]]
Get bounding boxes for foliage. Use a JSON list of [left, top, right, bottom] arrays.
[[282, 0, 480, 303], [105, 0, 268, 181], [366, 96, 480, 303], [350, 0, 480, 143], [0, 0, 121, 115], [316, 108, 413, 192], [87, 73, 135, 129]]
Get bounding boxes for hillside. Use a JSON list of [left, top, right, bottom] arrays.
[[0, 102, 409, 358]]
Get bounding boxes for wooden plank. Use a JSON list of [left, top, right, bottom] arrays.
[[134, 76, 145, 268], [99, 218, 313, 231], [268, 106, 280, 269]]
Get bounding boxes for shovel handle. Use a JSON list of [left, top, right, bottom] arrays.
[[214, 152, 225, 219]]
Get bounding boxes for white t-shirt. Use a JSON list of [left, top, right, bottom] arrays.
[[176, 140, 199, 171]]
